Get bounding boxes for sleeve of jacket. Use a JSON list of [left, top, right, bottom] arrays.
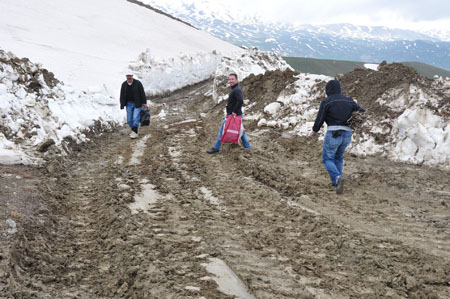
[[139, 81, 147, 105], [232, 88, 243, 114], [119, 83, 125, 109], [353, 101, 365, 113], [312, 100, 326, 133]]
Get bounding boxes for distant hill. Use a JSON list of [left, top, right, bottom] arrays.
[[283, 57, 450, 79]]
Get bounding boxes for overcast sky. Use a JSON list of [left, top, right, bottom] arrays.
[[157, 0, 450, 32], [231, 0, 450, 31]]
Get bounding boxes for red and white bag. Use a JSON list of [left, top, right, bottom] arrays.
[[220, 115, 244, 144]]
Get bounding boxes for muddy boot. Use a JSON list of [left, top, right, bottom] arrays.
[[130, 127, 138, 139], [336, 176, 344, 194], [206, 148, 219, 154]]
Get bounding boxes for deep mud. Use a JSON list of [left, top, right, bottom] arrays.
[[1, 77, 449, 298]]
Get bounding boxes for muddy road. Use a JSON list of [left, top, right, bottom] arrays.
[[1, 79, 449, 298]]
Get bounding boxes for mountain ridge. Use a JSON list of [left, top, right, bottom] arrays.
[[142, 0, 450, 70]]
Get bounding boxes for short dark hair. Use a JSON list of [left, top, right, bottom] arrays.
[[229, 73, 238, 80]]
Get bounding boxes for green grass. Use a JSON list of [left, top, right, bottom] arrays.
[[283, 57, 450, 79]]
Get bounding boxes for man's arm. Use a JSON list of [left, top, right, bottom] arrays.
[[119, 83, 125, 109], [354, 101, 365, 113], [139, 81, 147, 106], [232, 89, 243, 115], [312, 100, 326, 134]]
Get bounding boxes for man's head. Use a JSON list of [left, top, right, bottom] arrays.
[[126, 70, 134, 83], [228, 73, 238, 87], [325, 80, 341, 96]]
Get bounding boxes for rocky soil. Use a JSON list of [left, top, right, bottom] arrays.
[[1, 74, 449, 298]]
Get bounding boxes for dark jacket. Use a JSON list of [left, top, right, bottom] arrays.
[[120, 79, 147, 109], [312, 80, 365, 132], [226, 84, 243, 116]]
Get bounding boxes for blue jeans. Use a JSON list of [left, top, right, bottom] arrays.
[[213, 118, 250, 150], [126, 102, 142, 129], [322, 130, 352, 186]]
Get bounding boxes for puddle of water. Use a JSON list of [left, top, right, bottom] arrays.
[[202, 258, 255, 299], [129, 135, 150, 165], [128, 184, 159, 214]]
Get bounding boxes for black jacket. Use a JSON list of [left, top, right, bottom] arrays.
[[313, 80, 365, 132], [226, 84, 243, 116], [120, 79, 147, 109]]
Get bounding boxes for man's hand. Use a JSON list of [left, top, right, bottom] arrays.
[[310, 131, 317, 137], [142, 104, 148, 109]]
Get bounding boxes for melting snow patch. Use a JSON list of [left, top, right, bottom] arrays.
[[157, 109, 166, 119], [185, 286, 200, 292], [202, 258, 255, 299], [128, 184, 160, 214], [364, 63, 379, 70], [168, 146, 181, 159], [114, 155, 124, 165], [200, 187, 219, 205], [129, 135, 150, 165]]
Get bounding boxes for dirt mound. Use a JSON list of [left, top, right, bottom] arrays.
[[337, 61, 428, 117], [241, 68, 299, 112]]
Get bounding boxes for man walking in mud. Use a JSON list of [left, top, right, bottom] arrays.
[[206, 73, 250, 153], [120, 70, 147, 139], [310, 80, 365, 194]]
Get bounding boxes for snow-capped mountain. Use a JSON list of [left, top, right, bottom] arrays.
[[142, 0, 450, 70]]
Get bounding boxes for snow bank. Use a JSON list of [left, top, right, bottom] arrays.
[[130, 48, 292, 101], [254, 73, 450, 169], [0, 50, 123, 164], [380, 84, 450, 167], [130, 49, 224, 96], [364, 63, 379, 71]]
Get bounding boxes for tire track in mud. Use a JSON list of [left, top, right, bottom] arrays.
[[4, 79, 449, 298], [143, 81, 450, 298]]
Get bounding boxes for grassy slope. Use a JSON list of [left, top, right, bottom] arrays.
[[283, 57, 450, 79]]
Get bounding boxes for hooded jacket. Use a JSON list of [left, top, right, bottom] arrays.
[[120, 79, 147, 109], [312, 80, 365, 132]]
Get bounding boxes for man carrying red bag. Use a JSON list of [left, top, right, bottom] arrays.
[[206, 73, 250, 154]]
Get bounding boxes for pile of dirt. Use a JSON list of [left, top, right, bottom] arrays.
[[337, 62, 427, 117], [241, 68, 299, 113]]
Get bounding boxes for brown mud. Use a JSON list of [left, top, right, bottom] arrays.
[[1, 76, 449, 298]]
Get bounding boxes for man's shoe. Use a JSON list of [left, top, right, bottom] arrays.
[[130, 131, 138, 139], [336, 176, 345, 194], [206, 148, 219, 154]]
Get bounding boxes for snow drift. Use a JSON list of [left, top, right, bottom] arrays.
[[0, 50, 122, 164]]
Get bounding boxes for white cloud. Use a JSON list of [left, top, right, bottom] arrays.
[[155, 0, 450, 31]]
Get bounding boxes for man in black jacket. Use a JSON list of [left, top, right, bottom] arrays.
[[120, 71, 147, 139], [311, 80, 365, 194], [206, 73, 250, 153]]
